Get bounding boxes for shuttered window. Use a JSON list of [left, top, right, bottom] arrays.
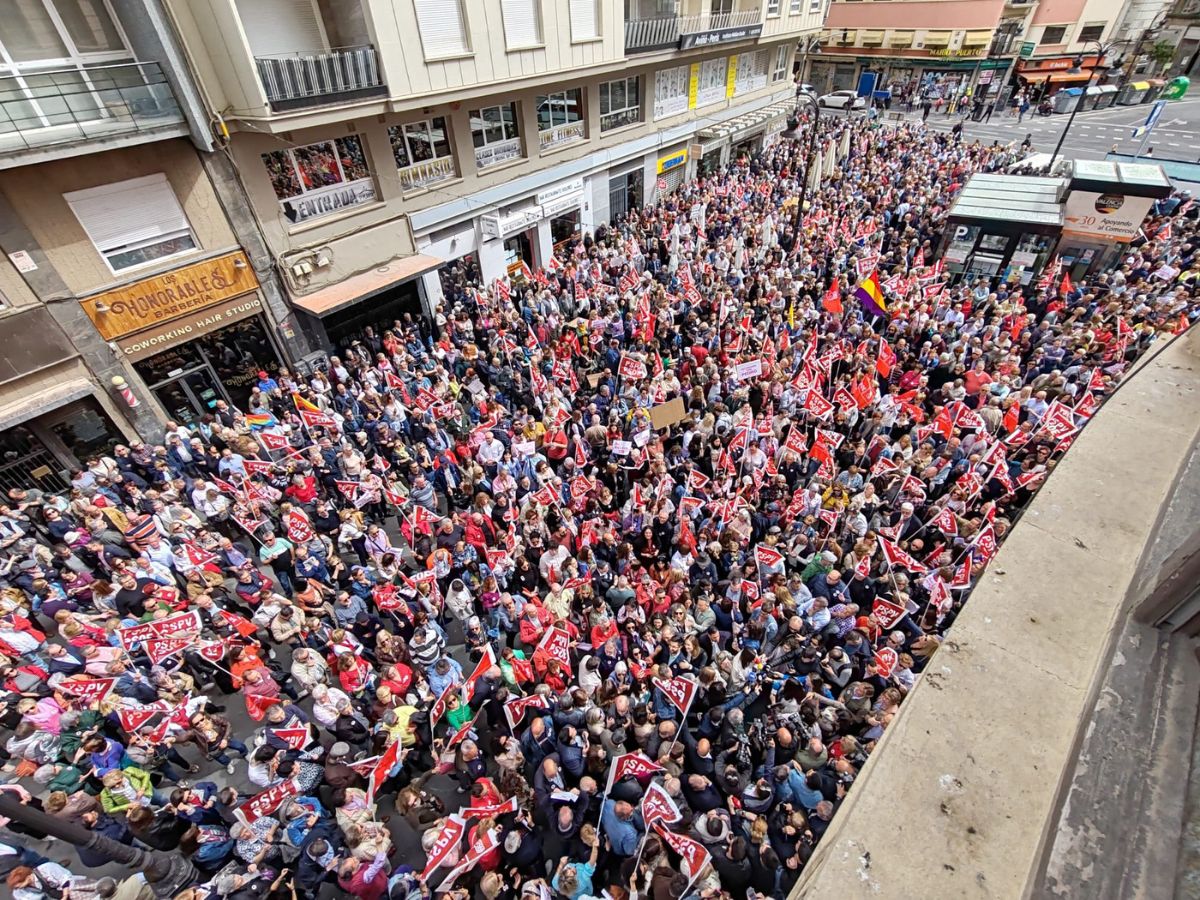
[[65, 174, 198, 273], [234, 0, 325, 56], [569, 0, 599, 40], [413, 0, 470, 58], [501, 0, 542, 49]]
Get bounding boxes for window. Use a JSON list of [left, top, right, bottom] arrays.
[[261, 136, 376, 224], [501, 0, 542, 49], [600, 76, 641, 131], [569, 0, 599, 39], [1040, 25, 1067, 44], [1077, 24, 1104, 42], [791, 0, 801, 12], [536, 88, 585, 150], [773, 45, 791, 81], [388, 117, 457, 192], [609, 169, 643, 220], [65, 173, 198, 273], [811, 0, 822, 11], [654, 64, 689, 119], [413, 0, 470, 58], [695, 57, 727, 107], [734, 50, 769, 95], [470, 102, 523, 169], [767, 0, 780, 14]]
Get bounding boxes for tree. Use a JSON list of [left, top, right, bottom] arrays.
[[1148, 39, 1176, 71]]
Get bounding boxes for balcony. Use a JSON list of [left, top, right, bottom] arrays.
[[0, 62, 186, 162], [625, 10, 764, 53], [254, 46, 386, 113]]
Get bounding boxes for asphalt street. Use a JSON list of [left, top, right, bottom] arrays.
[[914, 96, 1200, 164]]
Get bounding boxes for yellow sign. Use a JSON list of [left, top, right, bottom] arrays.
[[80, 250, 259, 341], [930, 47, 984, 58], [688, 63, 700, 109], [726, 55, 738, 98], [657, 149, 688, 174]]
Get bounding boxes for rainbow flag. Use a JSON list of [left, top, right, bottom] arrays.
[[855, 272, 887, 318], [245, 411, 277, 430]]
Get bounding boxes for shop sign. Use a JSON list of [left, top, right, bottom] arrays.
[[679, 23, 763, 50], [657, 148, 688, 174], [540, 194, 583, 219], [536, 178, 584, 206], [481, 207, 541, 240], [930, 47, 984, 58], [282, 177, 376, 224], [1063, 191, 1156, 242], [1020, 42, 1035, 58], [118, 295, 265, 362], [80, 250, 260, 341]]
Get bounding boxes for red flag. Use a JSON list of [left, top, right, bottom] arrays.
[[879, 537, 929, 574], [1059, 271, 1072, 296], [504, 694, 544, 730], [876, 340, 897, 379], [59, 677, 116, 705], [182, 542, 218, 569], [117, 707, 161, 734], [269, 725, 310, 751], [651, 675, 698, 716], [872, 597, 907, 629], [1003, 403, 1020, 434], [802, 389, 834, 420], [754, 544, 784, 569], [144, 638, 190, 665], [951, 553, 972, 588], [535, 626, 572, 668], [283, 509, 315, 545], [236, 777, 300, 826], [604, 752, 665, 793], [874, 647, 898, 678], [245, 693, 280, 722], [641, 781, 682, 828], [821, 278, 843, 315], [654, 824, 712, 888], [464, 645, 498, 703], [929, 505, 958, 536], [368, 737, 403, 804]]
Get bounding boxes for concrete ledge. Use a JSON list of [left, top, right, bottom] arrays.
[[792, 327, 1200, 900]]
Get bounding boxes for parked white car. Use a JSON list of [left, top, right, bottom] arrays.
[[818, 90, 866, 110]]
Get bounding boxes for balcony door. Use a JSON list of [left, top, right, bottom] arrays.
[[710, 0, 734, 15], [235, 0, 328, 57]]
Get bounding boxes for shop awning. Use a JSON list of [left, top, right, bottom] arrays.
[[0, 378, 95, 433], [922, 30, 952, 47], [697, 98, 795, 143], [292, 253, 443, 318], [860, 30, 884, 44], [963, 29, 992, 46], [889, 30, 914, 46], [1020, 72, 1093, 84]]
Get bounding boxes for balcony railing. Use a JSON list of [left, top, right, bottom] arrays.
[[625, 10, 763, 53], [0, 61, 185, 157], [254, 45, 386, 112]]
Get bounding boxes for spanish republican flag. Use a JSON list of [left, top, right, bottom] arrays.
[[855, 272, 887, 318], [292, 392, 321, 414]]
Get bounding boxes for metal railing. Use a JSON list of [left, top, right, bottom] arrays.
[[625, 10, 762, 51], [254, 45, 385, 109], [0, 61, 184, 154]]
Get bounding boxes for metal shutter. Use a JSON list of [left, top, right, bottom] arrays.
[[501, 0, 541, 48], [413, 0, 469, 57], [569, 0, 598, 40], [64, 174, 192, 255], [234, 0, 326, 56]]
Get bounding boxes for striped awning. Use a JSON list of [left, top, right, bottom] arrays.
[[963, 29, 993, 46], [923, 30, 951, 47], [861, 29, 885, 44]]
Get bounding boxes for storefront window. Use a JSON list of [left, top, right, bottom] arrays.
[[48, 398, 121, 468], [698, 148, 723, 178], [944, 224, 980, 267], [389, 117, 457, 192], [551, 210, 581, 248], [608, 170, 643, 220], [261, 136, 377, 224], [599, 76, 641, 132], [536, 88, 585, 152], [470, 103, 523, 169], [504, 231, 534, 276]]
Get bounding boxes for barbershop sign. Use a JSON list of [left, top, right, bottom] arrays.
[[80, 250, 260, 340]]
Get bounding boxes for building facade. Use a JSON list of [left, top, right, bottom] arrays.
[[0, 0, 309, 491], [163, 0, 823, 348], [809, 0, 1134, 106]]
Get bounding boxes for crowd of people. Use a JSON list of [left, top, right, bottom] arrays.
[[0, 110, 1196, 900]]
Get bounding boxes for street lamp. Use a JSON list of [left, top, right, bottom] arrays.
[[784, 94, 822, 238], [1044, 39, 1131, 174], [0, 793, 199, 896]]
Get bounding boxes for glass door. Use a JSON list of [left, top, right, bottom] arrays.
[[150, 366, 223, 424]]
